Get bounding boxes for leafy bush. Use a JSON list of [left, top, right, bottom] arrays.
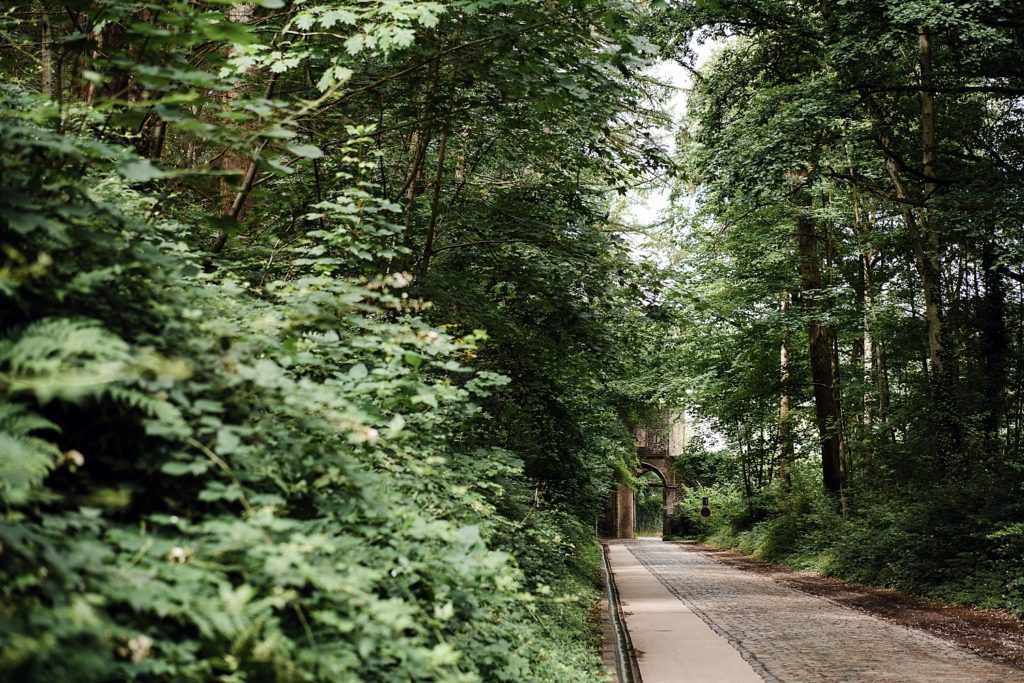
[[0, 88, 607, 682], [687, 461, 1024, 616]]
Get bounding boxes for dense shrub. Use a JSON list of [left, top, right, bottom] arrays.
[[0, 89, 608, 682]]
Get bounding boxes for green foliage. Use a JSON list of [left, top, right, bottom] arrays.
[[0, 83, 624, 681], [0, 402, 61, 504], [0, 0, 677, 675], [650, 0, 1024, 618], [685, 472, 1024, 616], [633, 472, 664, 536]]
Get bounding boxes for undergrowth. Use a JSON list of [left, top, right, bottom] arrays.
[[677, 461, 1024, 617], [0, 87, 612, 682]]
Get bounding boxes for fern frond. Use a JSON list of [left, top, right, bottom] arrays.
[[0, 401, 60, 435], [106, 386, 187, 436], [0, 318, 133, 402], [0, 401, 61, 504]]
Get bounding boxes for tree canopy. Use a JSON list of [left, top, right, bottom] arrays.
[[2, 0, 1024, 680]]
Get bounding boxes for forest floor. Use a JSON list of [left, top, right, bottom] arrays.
[[674, 540, 1024, 670], [609, 538, 1024, 682]]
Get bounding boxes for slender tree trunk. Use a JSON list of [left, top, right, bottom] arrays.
[[797, 210, 844, 496], [851, 186, 876, 465], [396, 57, 442, 272], [210, 3, 260, 254], [738, 422, 753, 504], [40, 4, 53, 97], [832, 328, 850, 484], [903, 252, 929, 376], [877, 336, 889, 425], [419, 130, 449, 277], [862, 249, 879, 459], [85, 21, 130, 105], [211, 70, 278, 254], [758, 423, 769, 488], [151, 121, 168, 160], [1015, 283, 1024, 453], [865, 91, 957, 455], [779, 291, 793, 489]]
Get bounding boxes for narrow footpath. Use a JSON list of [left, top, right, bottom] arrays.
[[607, 539, 1024, 682]]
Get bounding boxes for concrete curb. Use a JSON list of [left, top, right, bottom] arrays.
[[602, 541, 644, 683]]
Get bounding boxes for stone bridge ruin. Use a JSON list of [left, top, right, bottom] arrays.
[[604, 408, 688, 539]]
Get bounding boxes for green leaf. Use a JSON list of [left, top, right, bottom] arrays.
[[386, 414, 406, 437], [216, 427, 241, 454], [261, 126, 296, 140], [286, 143, 324, 159], [316, 65, 353, 92], [118, 159, 166, 182], [161, 460, 211, 476]]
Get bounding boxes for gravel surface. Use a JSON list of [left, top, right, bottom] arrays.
[[624, 539, 1024, 683]]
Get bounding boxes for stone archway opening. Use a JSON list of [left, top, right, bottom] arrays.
[[634, 465, 667, 537]]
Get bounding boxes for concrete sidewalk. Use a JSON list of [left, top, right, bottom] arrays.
[[607, 542, 762, 683]]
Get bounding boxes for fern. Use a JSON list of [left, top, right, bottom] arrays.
[[107, 385, 188, 437], [0, 318, 166, 403], [0, 401, 61, 503]]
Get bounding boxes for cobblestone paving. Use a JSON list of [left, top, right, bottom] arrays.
[[623, 539, 1024, 683]]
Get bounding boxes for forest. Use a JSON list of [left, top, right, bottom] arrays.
[[1, 0, 1022, 681]]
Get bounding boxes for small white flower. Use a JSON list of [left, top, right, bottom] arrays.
[[169, 546, 190, 563], [65, 450, 85, 468], [127, 635, 153, 662]]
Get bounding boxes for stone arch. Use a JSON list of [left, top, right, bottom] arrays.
[[604, 408, 688, 539], [638, 460, 668, 486], [635, 462, 669, 537]]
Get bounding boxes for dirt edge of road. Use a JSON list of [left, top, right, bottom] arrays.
[[669, 540, 1024, 670]]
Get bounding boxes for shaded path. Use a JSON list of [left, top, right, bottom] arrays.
[[607, 543, 761, 682], [611, 539, 1024, 682]]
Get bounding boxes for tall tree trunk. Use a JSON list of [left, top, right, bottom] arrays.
[[738, 422, 753, 504], [1015, 283, 1024, 453], [877, 336, 889, 426], [916, 27, 960, 460], [851, 185, 876, 466], [211, 3, 259, 254], [797, 210, 844, 496], [210, 71, 278, 254], [869, 94, 958, 458], [39, 4, 53, 97], [150, 121, 168, 161], [862, 248, 878, 460], [779, 291, 793, 489], [832, 328, 850, 484], [85, 21, 130, 105]]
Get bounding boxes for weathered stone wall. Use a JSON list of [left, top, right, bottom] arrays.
[[605, 408, 687, 538]]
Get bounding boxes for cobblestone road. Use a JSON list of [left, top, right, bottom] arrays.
[[622, 539, 1024, 682]]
